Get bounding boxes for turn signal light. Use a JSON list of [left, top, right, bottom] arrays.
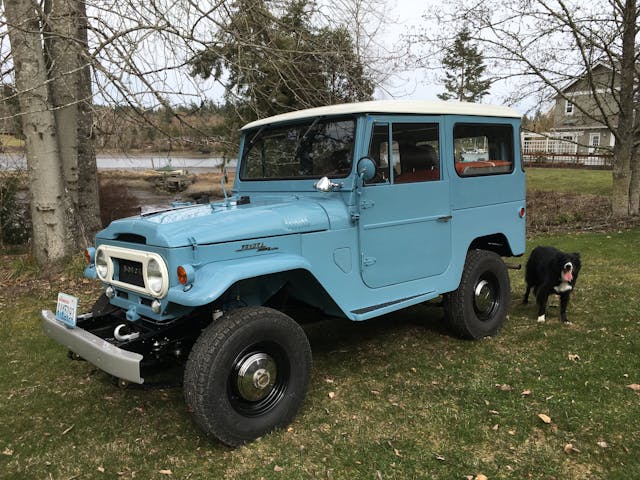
[[177, 266, 188, 285], [519, 207, 526, 218], [84, 247, 96, 264]]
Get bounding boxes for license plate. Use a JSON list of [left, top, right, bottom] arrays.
[[55, 293, 78, 328]]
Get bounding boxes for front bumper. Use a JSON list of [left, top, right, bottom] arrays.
[[41, 310, 144, 384]]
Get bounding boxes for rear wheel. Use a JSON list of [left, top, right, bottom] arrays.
[[444, 249, 510, 339], [184, 307, 312, 446]]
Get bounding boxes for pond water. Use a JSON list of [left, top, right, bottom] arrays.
[[0, 152, 235, 173]]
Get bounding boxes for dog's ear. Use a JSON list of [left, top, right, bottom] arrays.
[[572, 252, 581, 261]]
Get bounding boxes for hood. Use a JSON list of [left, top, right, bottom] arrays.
[[97, 198, 332, 248]]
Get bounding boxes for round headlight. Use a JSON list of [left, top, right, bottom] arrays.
[[95, 248, 108, 279], [147, 258, 164, 295]]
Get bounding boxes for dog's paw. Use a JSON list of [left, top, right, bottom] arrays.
[[537, 315, 546, 323]]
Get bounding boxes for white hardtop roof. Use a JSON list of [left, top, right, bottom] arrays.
[[242, 100, 521, 130]]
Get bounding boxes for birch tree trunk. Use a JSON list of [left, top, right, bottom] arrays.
[[45, 0, 101, 245], [75, 0, 102, 237], [4, 0, 73, 263]]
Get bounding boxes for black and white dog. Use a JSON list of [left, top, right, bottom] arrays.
[[523, 246, 581, 323]]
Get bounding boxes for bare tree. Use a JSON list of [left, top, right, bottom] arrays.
[[3, 0, 73, 263], [411, 0, 640, 217], [1, 0, 394, 265]]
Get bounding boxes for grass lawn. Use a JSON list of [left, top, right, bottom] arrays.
[[526, 167, 612, 196], [0, 134, 25, 148], [1, 169, 638, 479]]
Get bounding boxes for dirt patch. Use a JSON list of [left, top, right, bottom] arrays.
[[527, 190, 640, 235], [99, 170, 231, 206]]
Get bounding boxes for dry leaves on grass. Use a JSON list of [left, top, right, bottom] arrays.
[[564, 443, 580, 454], [495, 384, 513, 392], [538, 414, 552, 424], [159, 470, 173, 475], [626, 384, 640, 392]]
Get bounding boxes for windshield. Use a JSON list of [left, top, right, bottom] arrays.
[[240, 118, 356, 181]]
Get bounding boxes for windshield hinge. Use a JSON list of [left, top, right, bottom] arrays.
[[188, 236, 199, 263]]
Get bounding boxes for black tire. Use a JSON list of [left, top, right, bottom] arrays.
[[183, 306, 312, 446], [444, 249, 510, 340]]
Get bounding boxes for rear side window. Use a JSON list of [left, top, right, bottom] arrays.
[[453, 124, 514, 177]]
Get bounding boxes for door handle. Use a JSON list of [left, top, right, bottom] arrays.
[[437, 215, 452, 222]]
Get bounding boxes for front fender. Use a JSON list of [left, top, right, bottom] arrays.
[[166, 254, 313, 307]]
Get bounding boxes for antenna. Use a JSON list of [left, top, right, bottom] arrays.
[[221, 165, 230, 207]]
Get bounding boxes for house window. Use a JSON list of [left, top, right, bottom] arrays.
[[589, 133, 601, 153], [565, 100, 574, 115]]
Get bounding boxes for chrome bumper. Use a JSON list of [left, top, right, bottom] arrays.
[[41, 310, 144, 384]]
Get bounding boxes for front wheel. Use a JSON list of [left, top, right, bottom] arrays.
[[444, 249, 510, 339], [183, 307, 312, 446]]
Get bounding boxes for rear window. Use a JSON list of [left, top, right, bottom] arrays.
[[453, 124, 514, 176]]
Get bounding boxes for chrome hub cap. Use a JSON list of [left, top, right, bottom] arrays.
[[236, 352, 277, 402], [474, 278, 498, 320]]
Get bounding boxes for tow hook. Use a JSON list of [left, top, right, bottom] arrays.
[[114, 324, 140, 342]]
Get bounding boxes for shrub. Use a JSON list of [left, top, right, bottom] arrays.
[[0, 173, 31, 245], [99, 180, 139, 227]]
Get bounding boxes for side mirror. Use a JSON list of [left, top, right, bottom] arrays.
[[357, 157, 376, 183]]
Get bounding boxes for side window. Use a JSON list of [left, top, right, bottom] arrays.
[[453, 124, 514, 177], [392, 123, 440, 183], [367, 123, 391, 183]]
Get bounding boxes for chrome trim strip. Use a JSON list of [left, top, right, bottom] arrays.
[[96, 245, 169, 298]]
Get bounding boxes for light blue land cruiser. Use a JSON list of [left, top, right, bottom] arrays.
[[42, 100, 526, 446]]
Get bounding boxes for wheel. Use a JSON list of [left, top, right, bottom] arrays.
[[183, 306, 312, 446], [444, 249, 510, 339]]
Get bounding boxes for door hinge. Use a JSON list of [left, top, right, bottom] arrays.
[[362, 256, 377, 267]]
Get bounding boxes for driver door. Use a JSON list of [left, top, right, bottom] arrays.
[[358, 117, 452, 289]]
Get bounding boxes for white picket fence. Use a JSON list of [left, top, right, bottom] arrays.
[[522, 137, 612, 167]]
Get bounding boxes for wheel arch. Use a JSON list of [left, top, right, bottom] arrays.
[[468, 233, 514, 257], [166, 254, 345, 317], [218, 269, 346, 318]]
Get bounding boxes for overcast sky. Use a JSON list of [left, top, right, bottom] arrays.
[[377, 0, 532, 113]]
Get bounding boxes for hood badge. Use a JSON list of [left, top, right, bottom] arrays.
[[236, 242, 279, 253]]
